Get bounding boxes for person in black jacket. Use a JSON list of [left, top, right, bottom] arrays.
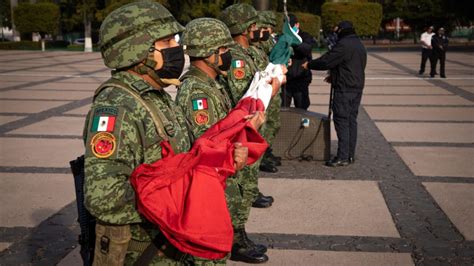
[[430, 27, 449, 78], [303, 21, 367, 167], [281, 14, 317, 110]]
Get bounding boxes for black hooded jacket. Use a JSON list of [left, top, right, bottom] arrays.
[[308, 32, 367, 91], [286, 30, 317, 84]]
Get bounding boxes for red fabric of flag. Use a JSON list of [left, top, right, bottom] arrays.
[[130, 97, 268, 259]]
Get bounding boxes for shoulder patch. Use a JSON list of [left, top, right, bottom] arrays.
[[194, 110, 209, 126], [90, 106, 118, 132], [192, 98, 208, 111], [232, 59, 245, 68], [90, 132, 116, 158], [233, 68, 246, 80]]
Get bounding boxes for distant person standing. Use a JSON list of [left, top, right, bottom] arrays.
[[303, 21, 367, 167], [282, 14, 317, 110], [418, 26, 435, 75], [430, 27, 449, 78], [326, 25, 339, 51]]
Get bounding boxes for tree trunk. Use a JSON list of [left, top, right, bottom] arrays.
[[84, 13, 92, 52]]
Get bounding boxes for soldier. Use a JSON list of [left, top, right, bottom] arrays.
[[177, 16, 267, 264], [257, 11, 278, 56], [83, 2, 246, 265], [252, 10, 283, 176], [219, 3, 281, 263]]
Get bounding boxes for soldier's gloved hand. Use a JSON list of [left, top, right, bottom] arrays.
[[245, 111, 265, 130], [233, 142, 248, 171]]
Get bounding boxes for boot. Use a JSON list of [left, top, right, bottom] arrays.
[[230, 228, 268, 263], [267, 148, 281, 166], [259, 157, 278, 173], [241, 227, 268, 254], [252, 192, 274, 208]]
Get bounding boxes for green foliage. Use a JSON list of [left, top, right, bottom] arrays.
[[0, 0, 12, 29], [321, 2, 382, 36], [275, 12, 321, 39], [13, 2, 60, 37]]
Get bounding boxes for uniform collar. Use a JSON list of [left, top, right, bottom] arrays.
[[112, 71, 156, 95]]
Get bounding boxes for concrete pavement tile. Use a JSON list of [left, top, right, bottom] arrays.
[[362, 86, 452, 95], [57, 246, 82, 266], [23, 82, 98, 91], [423, 183, 474, 240], [0, 100, 71, 113], [64, 105, 91, 115], [0, 173, 75, 227], [0, 90, 92, 100], [247, 179, 400, 237], [375, 122, 474, 143], [395, 147, 474, 178], [7, 116, 85, 136], [0, 137, 83, 167], [228, 250, 413, 266], [361, 95, 473, 106], [0, 115, 25, 125], [365, 107, 474, 121], [0, 242, 11, 252], [0, 81, 29, 89]]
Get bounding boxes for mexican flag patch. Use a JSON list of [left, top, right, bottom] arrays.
[[91, 116, 116, 132], [232, 59, 245, 68], [192, 98, 208, 111]]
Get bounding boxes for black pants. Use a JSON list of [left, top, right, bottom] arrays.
[[419, 48, 433, 74], [332, 91, 362, 160], [281, 81, 311, 110], [430, 51, 446, 77]]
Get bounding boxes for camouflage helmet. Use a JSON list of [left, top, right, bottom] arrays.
[[99, 2, 184, 69], [182, 18, 234, 58], [218, 3, 258, 35], [258, 11, 277, 29]]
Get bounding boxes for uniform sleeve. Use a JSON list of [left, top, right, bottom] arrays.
[[308, 42, 346, 70], [176, 84, 218, 139], [226, 56, 255, 104], [83, 90, 151, 224]]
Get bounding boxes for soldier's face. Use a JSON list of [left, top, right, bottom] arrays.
[[152, 34, 179, 70]]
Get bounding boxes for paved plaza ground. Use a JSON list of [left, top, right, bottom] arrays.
[[0, 50, 473, 265]]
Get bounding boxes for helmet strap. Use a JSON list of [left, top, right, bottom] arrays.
[[132, 51, 179, 87], [204, 50, 226, 77]]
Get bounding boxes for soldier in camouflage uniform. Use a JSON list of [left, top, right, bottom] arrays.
[[83, 3, 241, 265], [219, 3, 281, 264], [176, 17, 266, 264], [257, 11, 278, 55], [254, 10, 284, 175]]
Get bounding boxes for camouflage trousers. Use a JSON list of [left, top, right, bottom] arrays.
[[262, 90, 282, 145], [225, 160, 261, 230]]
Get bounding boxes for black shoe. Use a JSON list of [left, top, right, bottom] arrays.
[[441, 75, 446, 78], [267, 149, 282, 166], [418, 70, 424, 75], [258, 192, 274, 203], [230, 242, 269, 263], [349, 157, 355, 164], [325, 157, 350, 167], [252, 195, 273, 208], [240, 228, 268, 254], [430, 74, 435, 78], [259, 161, 278, 173]]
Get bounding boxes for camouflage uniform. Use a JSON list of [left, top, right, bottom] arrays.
[[257, 11, 277, 56], [255, 11, 281, 147], [218, 4, 261, 227], [83, 3, 217, 265]]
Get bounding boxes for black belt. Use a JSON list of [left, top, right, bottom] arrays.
[[133, 233, 193, 265]]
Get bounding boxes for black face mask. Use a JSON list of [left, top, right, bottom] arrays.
[[261, 31, 270, 41], [250, 29, 261, 43], [218, 50, 232, 71], [154, 46, 185, 79]]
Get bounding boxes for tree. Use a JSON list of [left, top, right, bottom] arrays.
[[13, 2, 60, 38]]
